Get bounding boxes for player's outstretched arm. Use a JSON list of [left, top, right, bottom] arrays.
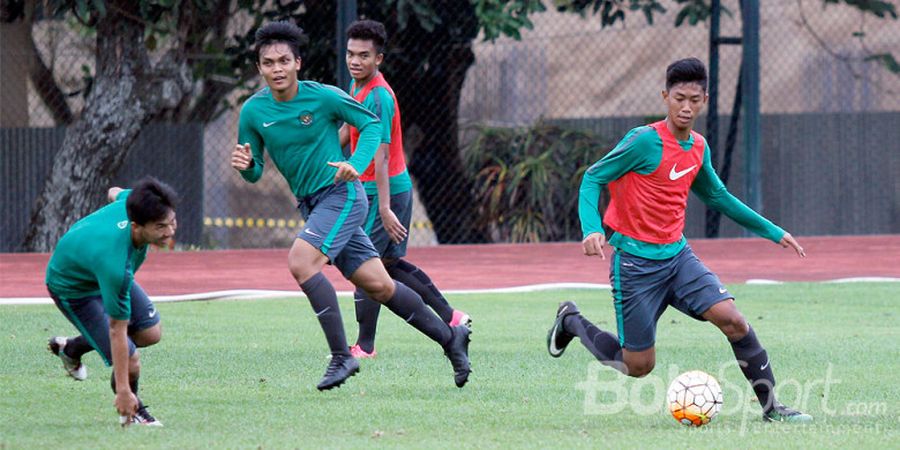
[[779, 232, 806, 258], [110, 319, 138, 425], [582, 232, 607, 260]]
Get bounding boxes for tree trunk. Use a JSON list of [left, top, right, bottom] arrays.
[[22, 0, 191, 251], [383, 3, 489, 244]]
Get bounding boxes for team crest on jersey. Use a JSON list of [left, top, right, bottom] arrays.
[[298, 111, 314, 126]]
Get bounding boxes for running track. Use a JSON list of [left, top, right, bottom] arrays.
[[1, 235, 898, 301]]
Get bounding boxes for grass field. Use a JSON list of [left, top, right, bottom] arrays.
[[2, 282, 898, 449]]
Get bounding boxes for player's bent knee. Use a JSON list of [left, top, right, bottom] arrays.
[[718, 314, 749, 340], [132, 325, 162, 348], [363, 279, 395, 302], [627, 361, 656, 378], [622, 351, 655, 378]]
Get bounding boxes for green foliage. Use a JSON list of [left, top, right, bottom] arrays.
[[553, 0, 667, 27], [474, 0, 547, 41], [464, 121, 610, 242], [674, 0, 732, 27], [866, 52, 900, 72], [824, 0, 898, 19]]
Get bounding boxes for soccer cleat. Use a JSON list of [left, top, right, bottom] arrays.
[[316, 354, 360, 391], [547, 301, 580, 358], [47, 337, 87, 381], [443, 325, 472, 388], [132, 405, 163, 427], [349, 344, 377, 359], [449, 310, 472, 328], [763, 403, 813, 423]]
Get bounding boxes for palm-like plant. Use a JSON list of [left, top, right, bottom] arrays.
[[464, 121, 611, 243]]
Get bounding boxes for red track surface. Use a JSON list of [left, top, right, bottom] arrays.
[[1, 235, 898, 298]]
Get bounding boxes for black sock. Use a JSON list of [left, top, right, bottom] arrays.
[[386, 259, 454, 323], [564, 315, 625, 371], [730, 326, 776, 412], [383, 281, 452, 346], [64, 336, 93, 359], [110, 371, 140, 396], [354, 288, 381, 353], [300, 272, 350, 357]]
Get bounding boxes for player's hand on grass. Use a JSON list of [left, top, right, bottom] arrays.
[[328, 161, 359, 182], [231, 143, 253, 171], [115, 390, 138, 427], [779, 232, 805, 258], [582, 232, 606, 260], [380, 207, 407, 244]]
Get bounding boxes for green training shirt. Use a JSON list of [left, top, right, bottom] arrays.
[[238, 81, 382, 198], [45, 190, 146, 320], [579, 125, 785, 260]]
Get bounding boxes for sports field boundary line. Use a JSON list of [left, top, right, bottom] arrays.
[[2, 278, 896, 306]]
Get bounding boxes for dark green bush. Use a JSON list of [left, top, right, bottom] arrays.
[[463, 121, 611, 243]]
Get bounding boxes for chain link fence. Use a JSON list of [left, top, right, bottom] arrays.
[[2, 0, 898, 252]]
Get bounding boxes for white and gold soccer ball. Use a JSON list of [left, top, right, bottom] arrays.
[[666, 370, 723, 426]]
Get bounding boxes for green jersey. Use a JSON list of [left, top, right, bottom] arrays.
[[238, 81, 382, 198], [45, 190, 146, 320], [579, 125, 784, 260]]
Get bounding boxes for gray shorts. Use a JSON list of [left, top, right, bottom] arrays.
[[609, 244, 732, 352], [297, 181, 379, 278], [363, 190, 412, 259], [48, 282, 160, 366]]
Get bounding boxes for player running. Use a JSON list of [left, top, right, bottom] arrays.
[[547, 58, 813, 423], [338, 19, 470, 359], [230, 21, 470, 390], [46, 177, 177, 426]]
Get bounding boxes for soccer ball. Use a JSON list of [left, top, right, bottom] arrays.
[[666, 370, 723, 426]]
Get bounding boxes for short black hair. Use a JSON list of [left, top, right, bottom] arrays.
[[347, 19, 387, 54], [666, 58, 708, 92], [255, 21, 305, 62], [126, 176, 178, 226]]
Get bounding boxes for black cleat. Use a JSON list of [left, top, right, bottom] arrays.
[[316, 354, 360, 391], [547, 301, 580, 358], [763, 403, 813, 423], [443, 325, 472, 388], [130, 404, 163, 427]]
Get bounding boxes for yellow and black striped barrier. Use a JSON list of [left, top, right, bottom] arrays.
[[203, 217, 434, 230]]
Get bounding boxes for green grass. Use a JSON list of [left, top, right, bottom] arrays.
[[1, 283, 898, 449]]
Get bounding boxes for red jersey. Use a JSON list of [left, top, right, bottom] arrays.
[[603, 120, 706, 244], [348, 73, 407, 182]]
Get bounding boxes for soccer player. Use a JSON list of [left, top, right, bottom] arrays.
[[230, 21, 471, 390], [46, 177, 177, 426], [547, 58, 813, 423], [337, 20, 470, 359]]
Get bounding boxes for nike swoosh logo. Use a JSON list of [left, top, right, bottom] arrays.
[[263, 121, 277, 128], [761, 358, 770, 371], [303, 229, 322, 238], [548, 305, 568, 355], [719, 287, 728, 294], [148, 308, 157, 318], [669, 164, 697, 181]]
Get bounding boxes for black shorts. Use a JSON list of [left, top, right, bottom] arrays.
[[363, 190, 412, 259], [49, 282, 160, 366], [609, 244, 732, 352]]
